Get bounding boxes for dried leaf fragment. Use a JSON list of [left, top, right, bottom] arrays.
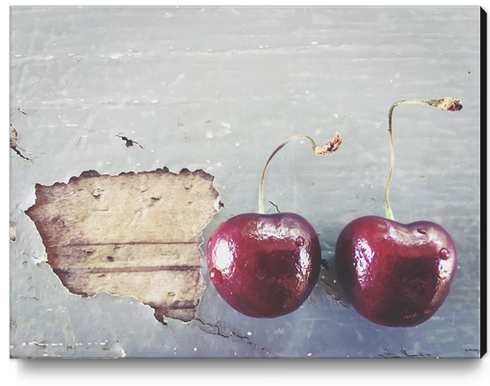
[[25, 168, 221, 323], [314, 132, 342, 155], [436, 97, 463, 112]]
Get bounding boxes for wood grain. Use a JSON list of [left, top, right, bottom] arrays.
[[25, 168, 220, 324]]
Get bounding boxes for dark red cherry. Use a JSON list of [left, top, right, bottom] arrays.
[[335, 216, 457, 327], [206, 133, 341, 317], [334, 97, 462, 327], [207, 212, 322, 318]]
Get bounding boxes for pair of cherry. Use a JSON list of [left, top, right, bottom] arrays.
[[207, 97, 463, 327]]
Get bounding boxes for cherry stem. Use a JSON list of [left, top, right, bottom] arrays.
[[258, 132, 342, 214], [385, 97, 463, 220]]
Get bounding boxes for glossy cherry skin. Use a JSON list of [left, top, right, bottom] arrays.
[[207, 212, 322, 318], [335, 216, 457, 327]]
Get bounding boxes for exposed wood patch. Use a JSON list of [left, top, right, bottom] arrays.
[[25, 168, 221, 324]]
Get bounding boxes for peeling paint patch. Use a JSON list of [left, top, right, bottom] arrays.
[[116, 133, 143, 148], [10, 221, 16, 242], [10, 124, 31, 161], [25, 168, 222, 324]]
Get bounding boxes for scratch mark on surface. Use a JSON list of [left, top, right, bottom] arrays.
[[194, 318, 272, 355], [317, 266, 349, 308], [29, 341, 49, 348], [378, 347, 432, 358]]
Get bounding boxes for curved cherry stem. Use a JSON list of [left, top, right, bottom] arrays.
[[258, 132, 342, 214], [385, 97, 463, 220]]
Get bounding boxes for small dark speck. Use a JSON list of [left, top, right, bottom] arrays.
[[468, 71, 471, 74], [106, 256, 114, 262]]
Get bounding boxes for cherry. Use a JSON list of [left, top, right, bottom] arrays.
[[207, 212, 322, 318], [336, 216, 457, 327], [207, 133, 342, 318], [335, 97, 462, 327]]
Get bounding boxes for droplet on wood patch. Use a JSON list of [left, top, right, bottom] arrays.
[[25, 168, 221, 324]]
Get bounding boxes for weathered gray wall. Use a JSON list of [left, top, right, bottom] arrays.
[[10, 6, 481, 358]]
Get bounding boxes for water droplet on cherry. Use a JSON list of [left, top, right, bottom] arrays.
[[439, 248, 450, 260], [295, 236, 305, 247], [210, 268, 223, 284]]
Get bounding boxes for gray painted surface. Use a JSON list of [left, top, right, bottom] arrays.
[[10, 6, 481, 358]]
